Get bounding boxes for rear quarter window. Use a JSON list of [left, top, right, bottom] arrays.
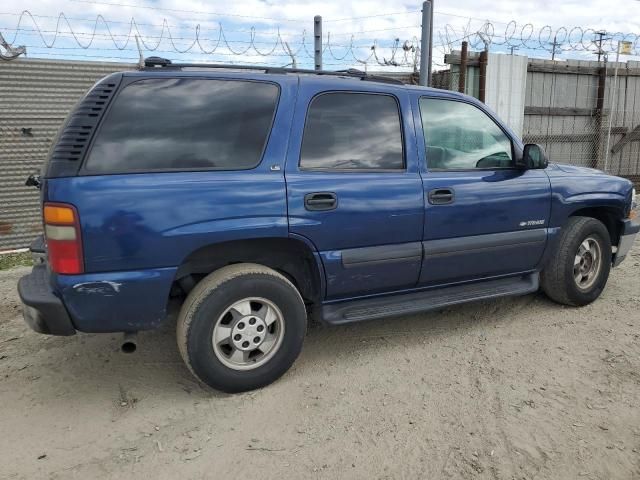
[[84, 78, 279, 173]]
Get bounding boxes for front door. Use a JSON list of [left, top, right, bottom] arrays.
[[415, 95, 552, 286], [286, 80, 424, 299]]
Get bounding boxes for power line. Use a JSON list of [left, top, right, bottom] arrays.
[[327, 25, 421, 36], [325, 11, 421, 23], [67, 1, 422, 25], [67, 0, 305, 23]]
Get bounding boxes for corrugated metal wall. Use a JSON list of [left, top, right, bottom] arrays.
[[0, 58, 133, 251]]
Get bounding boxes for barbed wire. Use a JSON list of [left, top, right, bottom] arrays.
[[1, 10, 638, 67], [439, 20, 639, 57], [0, 10, 419, 67]]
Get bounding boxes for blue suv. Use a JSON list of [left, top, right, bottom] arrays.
[[18, 58, 638, 392]]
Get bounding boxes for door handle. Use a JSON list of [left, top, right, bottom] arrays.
[[304, 192, 338, 211], [428, 188, 455, 205]]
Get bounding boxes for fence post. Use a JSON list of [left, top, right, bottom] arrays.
[[419, 1, 432, 86], [314, 16, 322, 71], [595, 65, 607, 169], [479, 50, 488, 103], [604, 59, 621, 172], [428, 0, 434, 84], [458, 41, 468, 93]]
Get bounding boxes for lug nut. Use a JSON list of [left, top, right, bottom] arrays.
[[249, 318, 256, 325], [237, 322, 245, 329], [234, 334, 241, 341], [257, 325, 264, 332], [253, 336, 261, 343], [242, 341, 250, 348]]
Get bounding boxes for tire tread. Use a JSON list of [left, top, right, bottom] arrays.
[[176, 263, 303, 386], [541, 216, 610, 306]]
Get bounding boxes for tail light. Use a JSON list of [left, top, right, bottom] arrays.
[[43, 203, 84, 274]]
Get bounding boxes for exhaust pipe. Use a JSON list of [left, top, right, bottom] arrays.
[[121, 332, 138, 354]]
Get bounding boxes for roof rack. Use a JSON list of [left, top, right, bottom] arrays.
[[141, 56, 405, 86]]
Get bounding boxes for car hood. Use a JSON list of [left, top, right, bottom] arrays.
[[553, 163, 605, 176], [546, 163, 633, 204]]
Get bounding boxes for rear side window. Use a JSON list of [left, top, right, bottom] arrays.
[[300, 92, 404, 170], [84, 78, 279, 173]]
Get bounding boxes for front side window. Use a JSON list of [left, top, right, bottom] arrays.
[[85, 78, 279, 173], [300, 92, 404, 170], [419, 98, 513, 170]]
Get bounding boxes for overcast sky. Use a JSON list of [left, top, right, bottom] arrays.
[[0, 0, 638, 69]]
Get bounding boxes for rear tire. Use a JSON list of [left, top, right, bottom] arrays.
[[177, 263, 307, 393], [541, 216, 611, 306]]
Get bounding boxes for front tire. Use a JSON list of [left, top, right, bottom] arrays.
[[541, 216, 611, 306], [177, 263, 307, 393]]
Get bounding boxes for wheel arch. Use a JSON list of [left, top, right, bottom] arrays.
[[569, 206, 625, 246], [171, 237, 324, 305]]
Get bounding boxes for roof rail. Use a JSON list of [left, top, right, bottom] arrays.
[[141, 56, 405, 85]]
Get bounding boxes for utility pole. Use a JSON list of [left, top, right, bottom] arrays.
[[595, 30, 606, 63], [550, 34, 560, 61], [314, 16, 322, 71], [419, 1, 433, 86], [428, 0, 434, 83]]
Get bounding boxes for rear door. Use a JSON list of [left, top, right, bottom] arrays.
[[286, 79, 424, 300], [414, 95, 551, 286]]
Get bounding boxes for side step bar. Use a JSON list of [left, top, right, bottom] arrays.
[[321, 273, 539, 325]]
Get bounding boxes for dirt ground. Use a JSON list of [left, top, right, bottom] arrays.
[[1, 245, 639, 480]]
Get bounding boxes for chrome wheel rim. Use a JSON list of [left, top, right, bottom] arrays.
[[212, 297, 285, 371], [573, 237, 602, 290]]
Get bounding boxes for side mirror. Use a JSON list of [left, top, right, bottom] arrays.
[[518, 144, 549, 170]]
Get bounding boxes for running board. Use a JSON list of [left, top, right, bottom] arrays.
[[321, 273, 539, 325]]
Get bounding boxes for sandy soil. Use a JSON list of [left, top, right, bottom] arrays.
[[1, 244, 639, 480]]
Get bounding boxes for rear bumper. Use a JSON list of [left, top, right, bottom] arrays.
[[18, 264, 76, 336], [54, 267, 177, 333], [613, 218, 640, 267], [18, 248, 177, 334]]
